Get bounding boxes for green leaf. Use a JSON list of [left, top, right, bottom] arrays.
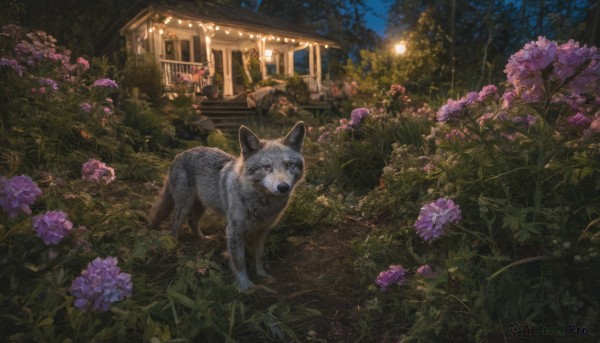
[[167, 289, 199, 310]]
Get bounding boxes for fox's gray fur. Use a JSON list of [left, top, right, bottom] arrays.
[[150, 122, 305, 291]]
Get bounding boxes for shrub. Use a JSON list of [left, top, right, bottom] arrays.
[[355, 37, 600, 341]]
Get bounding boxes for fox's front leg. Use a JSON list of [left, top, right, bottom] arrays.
[[226, 223, 254, 291], [254, 228, 273, 279]]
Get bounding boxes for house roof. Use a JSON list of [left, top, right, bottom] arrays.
[[122, 1, 340, 48]]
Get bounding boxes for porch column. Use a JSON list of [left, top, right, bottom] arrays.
[[205, 36, 214, 85], [308, 43, 315, 92], [315, 43, 322, 92], [275, 51, 280, 75], [223, 47, 233, 97], [259, 37, 267, 80], [284, 50, 294, 76]]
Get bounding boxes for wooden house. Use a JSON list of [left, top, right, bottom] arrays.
[[119, 1, 339, 99]]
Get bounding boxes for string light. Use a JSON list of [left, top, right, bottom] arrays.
[[149, 15, 332, 49]]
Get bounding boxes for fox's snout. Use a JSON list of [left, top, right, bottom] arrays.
[[261, 171, 295, 196], [277, 182, 290, 194]]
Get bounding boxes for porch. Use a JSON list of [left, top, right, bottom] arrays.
[[160, 58, 322, 99], [120, 3, 337, 99]]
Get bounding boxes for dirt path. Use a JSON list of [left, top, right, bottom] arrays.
[[178, 211, 375, 341], [266, 223, 370, 342]]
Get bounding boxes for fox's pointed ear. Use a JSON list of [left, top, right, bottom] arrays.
[[283, 121, 305, 152], [239, 125, 262, 159]]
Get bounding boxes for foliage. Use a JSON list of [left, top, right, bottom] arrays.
[[119, 53, 164, 107], [353, 36, 600, 340], [284, 75, 310, 104], [313, 88, 431, 193], [345, 9, 446, 99], [0, 25, 321, 342]]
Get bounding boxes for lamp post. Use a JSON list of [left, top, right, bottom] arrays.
[[394, 41, 407, 55]]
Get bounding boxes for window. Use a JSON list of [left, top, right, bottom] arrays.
[[180, 40, 191, 62]]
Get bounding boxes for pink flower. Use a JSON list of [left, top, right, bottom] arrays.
[[76, 57, 90, 70], [589, 116, 600, 133], [389, 84, 406, 97], [79, 102, 92, 113], [478, 85, 498, 102], [501, 89, 517, 109], [504, 37, 558, 100], [82, 159, 115, 185], [444, 128, 468, 141], [477, 112, 495, 126]]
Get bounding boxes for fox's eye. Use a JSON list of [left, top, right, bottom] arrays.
[[262, 165, 272, 171], [285, 162, 294, 169]]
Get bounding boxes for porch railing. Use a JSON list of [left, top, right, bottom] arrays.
[[159, 59, 210, 92]]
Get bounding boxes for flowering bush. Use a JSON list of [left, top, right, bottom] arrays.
[[32, 210, 73, 245], [0, 175, 42, 217], [354, 36, 600, 341], [81, 158, 115, 185], [70, 256, 133, 312]]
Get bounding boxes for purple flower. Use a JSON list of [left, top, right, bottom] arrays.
[[416, 264, 439, 278], [70, 256, 133, 312], [376, 264, 407, 291], [567, 113, 591, 126], [0, 57, 26, 76], [32, 210, 73, 245], [463, 91, 479, 105], [552, 39, 600, 93], [92, 78, 118, 89], [512, 114, 537, 129], [79, 102, 92, 113], [436, 99, 465, 122], [478, 85, 498, 102], [0, 175, 42, 218], [38, 77, 58, 90], [350, 108, 369, 127], [504, 36, 558, 98], [82, 159, 115, 185], [414, 198, 462, 241]]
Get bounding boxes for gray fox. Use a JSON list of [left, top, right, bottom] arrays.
[[150, 122, 305, 291]]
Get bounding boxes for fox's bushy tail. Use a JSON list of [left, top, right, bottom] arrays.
[[149, 179, 173, 229]]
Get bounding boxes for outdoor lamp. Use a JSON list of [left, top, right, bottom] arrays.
[[394, 41, 407, 55], [264, 49, 273, 62]]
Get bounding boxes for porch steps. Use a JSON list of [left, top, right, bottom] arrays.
[[200, 100, 258, 133]]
